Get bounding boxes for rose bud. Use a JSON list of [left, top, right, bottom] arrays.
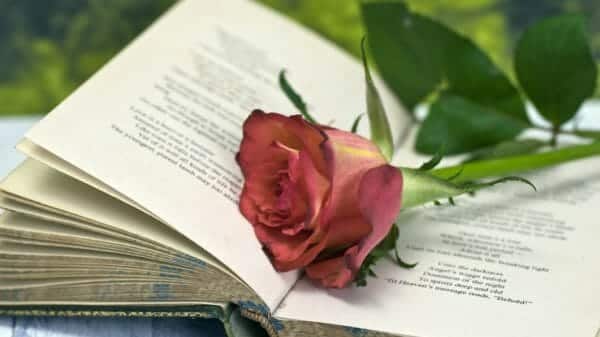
[[236, 110, 403, 288]]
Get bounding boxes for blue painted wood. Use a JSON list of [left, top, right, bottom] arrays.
[[0, 116, 41, 178]]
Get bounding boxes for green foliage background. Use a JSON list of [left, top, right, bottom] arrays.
[[1, 0, 598, 116]]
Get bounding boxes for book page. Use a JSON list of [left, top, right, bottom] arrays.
[[0, 159, 230, 275], [20, 0, 408, 309], [276, 112, 600, 336], [18, 139, 158, 219]]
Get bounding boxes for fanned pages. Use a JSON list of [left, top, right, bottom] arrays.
[[1, 0, 599, 337]]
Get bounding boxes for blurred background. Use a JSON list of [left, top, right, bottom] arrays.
[[0, 1, 599, 336], [0, 0, 599, 117]]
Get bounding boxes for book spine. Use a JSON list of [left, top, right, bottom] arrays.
[[0, 303, 278, 337], [223, 305, 276, 337], [0, 305, 224, 319], [237, 307, 278, 337]]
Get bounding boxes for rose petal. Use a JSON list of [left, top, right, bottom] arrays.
[[295, 150, 330, 229], [272, 238, 328, 272], [319, 128, 387, 224], [237, 111, 402, 286], [303, 216, 372, 288], [256, 225, 328, 271], [305, 247, 357, 288], [237, 110, 327, 177], [349, 164, 403, 271], [240, 139, 307, 228], [255, 224, 314, 264], [322, 216, 371, 251], [238, 110, 330, 231], [257, 213, 369, 272], [275, 146, 330, 234]]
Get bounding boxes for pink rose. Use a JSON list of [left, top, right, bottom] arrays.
[[237, 110, 403, 288]]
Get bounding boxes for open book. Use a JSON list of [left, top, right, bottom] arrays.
[[1, 1, 599, 336]]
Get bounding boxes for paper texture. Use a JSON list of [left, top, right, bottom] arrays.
[[14, 0, 598, 335], [21, 0, 407, 309], [0, 210, 256, 304], [276, 104, 600, 337], [0, 159, 225, 272]]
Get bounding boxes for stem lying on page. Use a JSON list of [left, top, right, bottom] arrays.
[[399, 141, 600, 209], [431, 141, 600, 183]]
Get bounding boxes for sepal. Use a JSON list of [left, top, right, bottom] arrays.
[[399, 167, 535, 209]]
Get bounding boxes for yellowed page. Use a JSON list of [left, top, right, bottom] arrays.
[[19, 0, 407, 309], [0, 159, 223, 270]]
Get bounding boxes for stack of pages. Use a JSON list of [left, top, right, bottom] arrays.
[[0, 1, 599, 336]]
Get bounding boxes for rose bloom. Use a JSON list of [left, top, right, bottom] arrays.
[[237, 110, 403, 288]]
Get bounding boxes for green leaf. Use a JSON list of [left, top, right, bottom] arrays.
[[361, 1, 446, 113], [278, 70, 317, 124], [350, 114, 364, 133], [444, 36, 529, 123], [362, 38, 394, 161], [361, 1, 527, 123], [463, 139, 547, 163], [362, 1, 528, 154], [515, 15, 597, 128], [416, 94, 528, 155]]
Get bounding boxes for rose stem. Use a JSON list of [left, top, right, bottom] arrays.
[[430, 141, 600, 184], [398, 141, 600, 209]]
